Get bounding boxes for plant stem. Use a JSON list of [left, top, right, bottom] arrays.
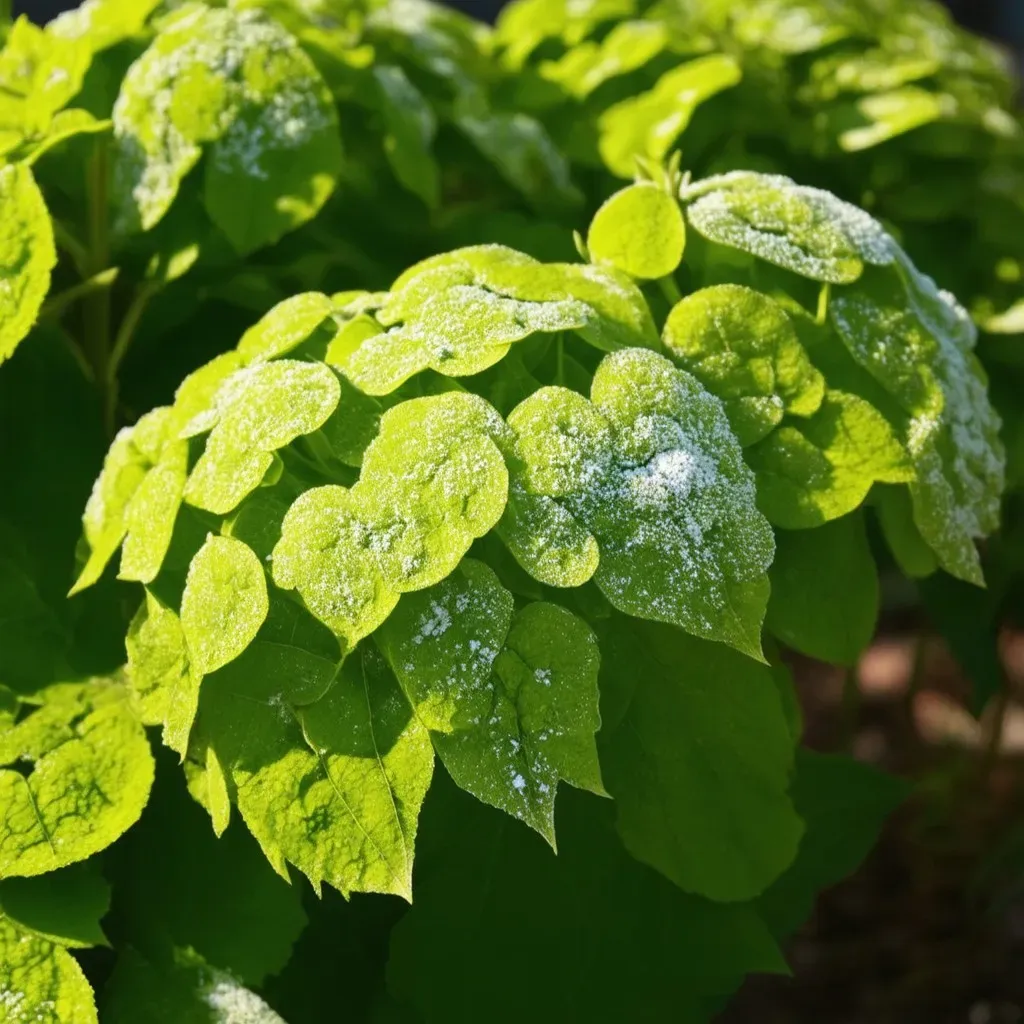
[[108, 283, 155, 380], [816, 282, 832, 325], [657, 274, 683, 307], [52, 221, 91, 278], [39, 268, 119, 322], [83, 138, 114, 434]]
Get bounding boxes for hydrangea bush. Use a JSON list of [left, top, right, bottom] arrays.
[[0, 0, 1012, 1021]]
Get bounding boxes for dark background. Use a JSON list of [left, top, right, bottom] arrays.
[[10, 0, 1024, 51]]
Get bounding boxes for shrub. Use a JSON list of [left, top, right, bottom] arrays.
[[0, 0, 1013, 1021]]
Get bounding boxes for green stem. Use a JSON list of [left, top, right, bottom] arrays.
[[816, 282, 832, 325], [39, 268, 119, 322], [657, 274, 683, 307], [84, 138, 113, 434], [52, 221, 91, 279], [108, 283, 155, 380]]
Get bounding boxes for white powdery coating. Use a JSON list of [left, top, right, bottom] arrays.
[[683, 171, 894, 280], [112, 7, 331, 230], [204, 975, 285, 1023], [513, 350, 773, 640]]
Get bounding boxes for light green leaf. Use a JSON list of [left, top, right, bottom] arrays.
[[0, 163, 56, 365], [235, 292, 334, 364], [766, 512, 879, 665], [201, 642, 433, 899], [181, 535, 268, 677], [104, 948, 285, 1024], [272, 392, 509, 645], [587, 182, 685, 281], [113, 5, 342, 251], [0, 18, 89, 131], [126, 590, 198, 757], [338, 246, 659, 396], [732, 0, 853, 54], [747, 390, 914, 529], [663, 284, 825, 445], [830, 264, 1004, 584], [0, 860, 110, 950], [598, 55, 741, 178], [374, 64, 439, 208], [184, 360, 341, 514], [0, 680, 154, 878], [48, 0, 162, 53], [456, 110, 580, 212], [270, 485, 401, 649], [22, 109, 111, 166], [0, 915, 97, 1024], [682, 171, 894, 283], [599, 618, 803, 901], [539, 19, 669, 99], [837, 86, 947, 152], [119, 438, 188, 584], [341, 281, 589, 395], [72, 406, 180, 594], [378, 559, 604, 844], [505, 348, 775, 658]]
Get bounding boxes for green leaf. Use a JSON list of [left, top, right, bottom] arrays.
[[663, 284, 825, 445], [732, 0, 855, 54], [747, 390, 914, 529], [387, 777, 787, 1023], [598, 55, 741, 178], [113, 5, 342, 251], [0, 914, 97, 1024], [378, 559, 604, 844], [272, 392, 509, 646], [836, 86, 946, 152], [587, 182, 685, 281], [201, 642, 433, 900], [0, 18, 90, 131], [0, 163, 56, 365], [338, 246, 660, 397], [539, 19, 669, 99], [183, 360, 341, 515], [756, 751, 906, 938], [373, 64, 439, 208], [682, 171, 894, 284], [456, 109, 580, 213], [72, 407, 177, 595], [598, 618, 803, 901], [0, 679, 154, 878], [830, 263, 1004, 584], [110, 755, 307, 986], [766, 512, 879, 666], [0, 860, 110, 950], [874, 485, 939, 579], [119, 436, 188, 585], [104, 948, 285, 1024], [505, 348, 775, 658], [235, 292, 334, 364], [126, 590, 198, 757], [181, 535, 268, 677], [48, 0, 162, 53]]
